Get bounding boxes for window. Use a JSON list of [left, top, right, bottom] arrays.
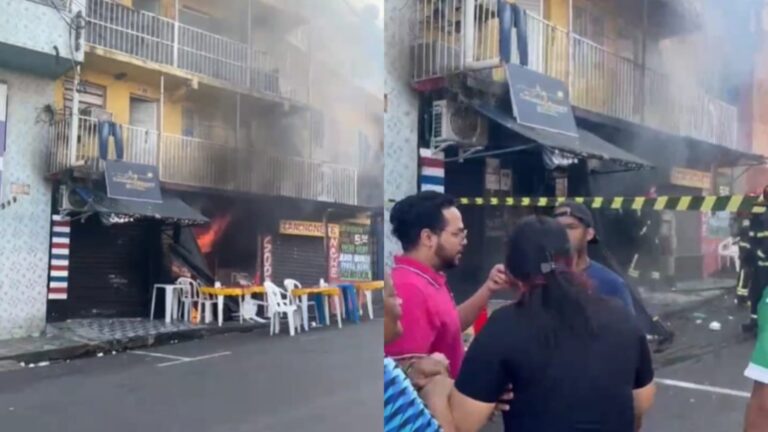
[[63, 79, 106, 115], [572, 4, 606, 46]]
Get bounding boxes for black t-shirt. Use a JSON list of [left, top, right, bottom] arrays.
[[455, 297, 654, 432]]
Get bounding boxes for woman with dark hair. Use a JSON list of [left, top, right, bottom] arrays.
[[421, 216, 656, 432]]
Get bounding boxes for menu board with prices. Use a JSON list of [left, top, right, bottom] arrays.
[[339, 223, 372, 281]]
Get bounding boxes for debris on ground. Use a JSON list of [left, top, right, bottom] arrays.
[[709, 321, 722, 331]]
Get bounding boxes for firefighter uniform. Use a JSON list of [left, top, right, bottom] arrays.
[[745, 211, 768, 333], [628, 210, 663, 288], [737, 216, 752, 304]]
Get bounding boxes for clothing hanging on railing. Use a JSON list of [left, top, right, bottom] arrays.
[[97, 120, 124, 161], [498, 0, 529, 66]]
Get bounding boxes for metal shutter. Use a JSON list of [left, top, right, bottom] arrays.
[[272, 235, 327, 288], [66, 217, 161, 319]]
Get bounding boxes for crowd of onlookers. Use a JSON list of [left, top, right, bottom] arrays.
[[382, 190, 768, 432]]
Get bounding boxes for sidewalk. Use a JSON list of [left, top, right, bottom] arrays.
[[0, 318, 266, 365]]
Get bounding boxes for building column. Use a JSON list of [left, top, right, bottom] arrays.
[[383, 0, 420, 269]]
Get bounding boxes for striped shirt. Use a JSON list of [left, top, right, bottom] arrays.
[[384, 357, 442, 432]]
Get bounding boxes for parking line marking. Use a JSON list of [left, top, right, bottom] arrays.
[[129, 351, 190, 361], [157, 351, 231, 367], [656, 378, 751, 398]]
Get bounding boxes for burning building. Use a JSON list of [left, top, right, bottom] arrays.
[[384, 0, 765, 300], [39, 0, 383, 322]]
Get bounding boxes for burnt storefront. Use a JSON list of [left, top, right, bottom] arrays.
[[180, 194, 382, 289], [46, 175, 208, 321]]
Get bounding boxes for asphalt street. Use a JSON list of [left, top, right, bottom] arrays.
[[0, 320, 383, 432]]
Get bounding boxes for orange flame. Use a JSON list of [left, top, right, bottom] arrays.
[[194, 214, 232, 255]]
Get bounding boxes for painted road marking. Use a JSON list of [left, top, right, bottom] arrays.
[[656, 378, 751, 398], [129, 351, 190, 361], [157, 351, 232, 367]]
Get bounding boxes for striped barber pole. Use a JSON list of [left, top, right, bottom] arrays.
[[48, 215, 71, 300], [419, 148, 445, 193]]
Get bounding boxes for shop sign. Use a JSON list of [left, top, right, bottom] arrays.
[[485, 158, 501, 191], [328, 228, 340, 283], [263, 236, 273, 282], [506, 63, 578, 137], [669, 167, 712, 190], [104, 160, 162, 203], [279, 220, 339, 237], [338, 223, 372, 281], [500, 170, 513, 191]]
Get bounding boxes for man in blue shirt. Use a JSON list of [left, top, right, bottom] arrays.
[[554, 202, 635, 314]]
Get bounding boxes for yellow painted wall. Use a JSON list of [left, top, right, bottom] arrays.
[[544, 0, 569, 28], [55, 70, 184, 135]]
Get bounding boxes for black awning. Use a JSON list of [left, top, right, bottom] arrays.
[[469, 100, 653, 169], [74, 186, 208, 225]]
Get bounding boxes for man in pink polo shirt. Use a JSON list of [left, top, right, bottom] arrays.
[[386, 191, 509, 379]]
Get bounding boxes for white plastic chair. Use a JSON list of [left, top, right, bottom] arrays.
[[177, 278, 216, 324], [264, 281, 300, 336], [718, 237, 740, 272], [284, 279, 319, 331]]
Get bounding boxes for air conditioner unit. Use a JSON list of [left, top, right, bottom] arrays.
[[57, 185, 90, 213], [432, 99, 488, 149]]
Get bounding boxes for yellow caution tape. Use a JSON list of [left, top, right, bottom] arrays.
[[456, 195, 766, 213]]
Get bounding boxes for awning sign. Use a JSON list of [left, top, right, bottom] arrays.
[[505, 63, 578, 137], [104, 160, 162, 203], [670, 167, 712, 190], [279, 220, 339, 237]]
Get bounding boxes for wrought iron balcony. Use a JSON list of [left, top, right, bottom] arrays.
[[411, 0, 738, 149], [49, 116, 358, 205]]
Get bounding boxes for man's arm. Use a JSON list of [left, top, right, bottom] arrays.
[[457, 264, 508, 331], [633, 382, 656, 431], [457, 286, 492, 331], [745, 382, 768, 432]]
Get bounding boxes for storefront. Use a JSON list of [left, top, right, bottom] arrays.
[[263, 218, 375, 287], [46, 175, 207, 321]]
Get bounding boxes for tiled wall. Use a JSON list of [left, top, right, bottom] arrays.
[[383, 0, 419, 269], [0, 68, 55, 339], [0, 0, 84, 64]]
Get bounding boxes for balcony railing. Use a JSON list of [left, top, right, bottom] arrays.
[[411, 0, 738, 149], [84, 0, 308, 104], [49, 117, 358, 205]]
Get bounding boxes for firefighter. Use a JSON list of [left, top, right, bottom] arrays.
[[628, 208, 663, 289], [736, 210, 753, 306], [743, 186, 768, 336]]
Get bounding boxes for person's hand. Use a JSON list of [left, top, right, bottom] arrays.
[[496, 384, 514, 412], [483, 264, 511, 293], [405, 356, 450, 390], [489, 384, 514, 422]]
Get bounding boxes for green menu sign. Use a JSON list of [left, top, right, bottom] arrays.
[[339, 223, 372, 281]]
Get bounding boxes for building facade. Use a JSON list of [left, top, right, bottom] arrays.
[[0, 0, 85, 338], [0, 0, 383, 332]]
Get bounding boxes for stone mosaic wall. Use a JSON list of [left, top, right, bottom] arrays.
[[0, 68, 55, 339]]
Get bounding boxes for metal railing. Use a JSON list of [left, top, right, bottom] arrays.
[[49, 116, 158, 173], [50, 118, 358, 205], [411, 0, 739, 149], [84, 0, 307, 104]]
